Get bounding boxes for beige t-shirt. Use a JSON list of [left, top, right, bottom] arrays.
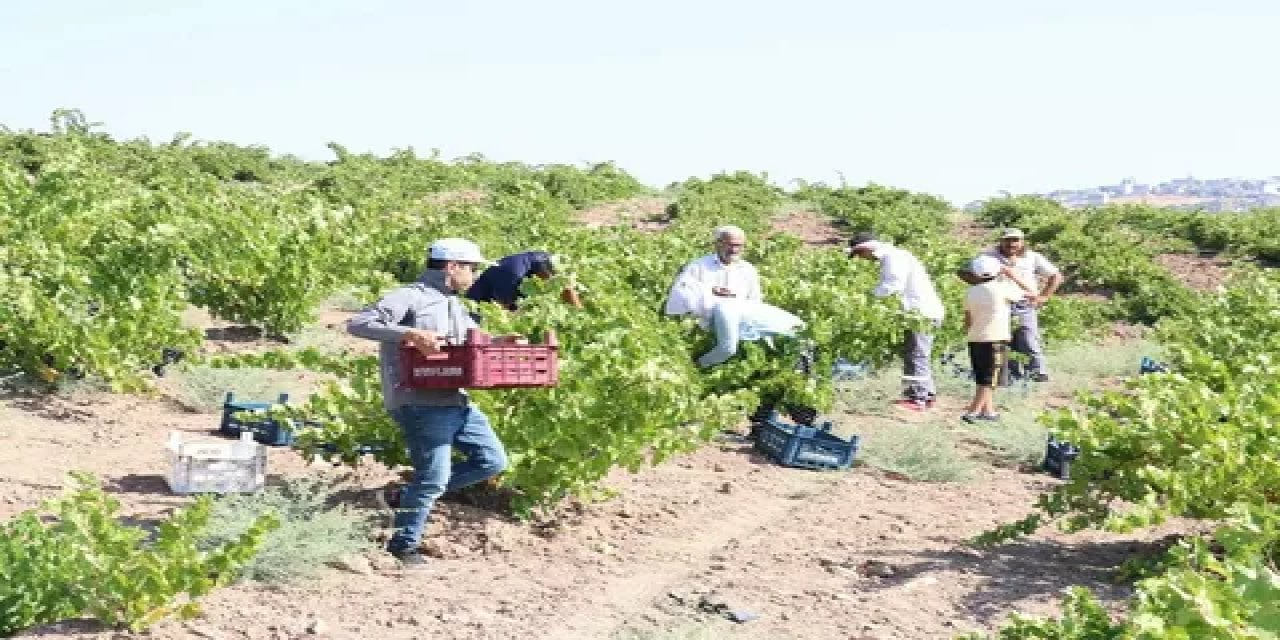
[[965, 280, 1026, 342], [980, 247, 1060, 292]]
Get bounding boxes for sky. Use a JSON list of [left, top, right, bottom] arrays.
[[3, 0, 1278, 205]]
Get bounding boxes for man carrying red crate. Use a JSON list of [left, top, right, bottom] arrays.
[[347, 237, 509, 568]]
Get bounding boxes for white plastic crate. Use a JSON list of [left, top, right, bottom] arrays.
[[165, 430, 266, 495]]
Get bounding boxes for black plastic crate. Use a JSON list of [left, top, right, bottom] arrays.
[[785, 404, 819, 427], [753, 413, 859, 471], [748, 403, 820, 436], [749, 402, 776, 425], [1042, 435, 1080, 480]]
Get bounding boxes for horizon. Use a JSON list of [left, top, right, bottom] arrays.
[[3, 1, 1278, 205], [11, 108, 1275, 207]]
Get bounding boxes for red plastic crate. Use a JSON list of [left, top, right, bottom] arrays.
[[398, 329, 559, 389]]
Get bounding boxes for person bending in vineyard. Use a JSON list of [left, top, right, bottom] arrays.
[[346, 237, 509, 568], [848, 232, 946, 411], [465, 250, 583, 311], [664, 225, 766, 367], [978, 228, 1062, 382]]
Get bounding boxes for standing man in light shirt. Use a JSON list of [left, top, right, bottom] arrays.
[[962, 255, 1026, 422], [848, 232, 946, 411], [665, 225, 765, 368], [980, 228, 1063, 382]]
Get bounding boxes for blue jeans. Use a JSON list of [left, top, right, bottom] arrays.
[[386, 404, 507, 553]]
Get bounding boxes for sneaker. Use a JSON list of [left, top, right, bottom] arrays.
[[1030, 373, 1049, 383], [961, 413, 978, 424], [977, 413, 1001, 422], [893, 399, 927, 412], [388, 548, 430, 570]]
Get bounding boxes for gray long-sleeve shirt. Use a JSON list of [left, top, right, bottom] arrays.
[[346, 270, 478, 410]]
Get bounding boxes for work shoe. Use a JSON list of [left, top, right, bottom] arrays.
[[389, 548, 430, 571]]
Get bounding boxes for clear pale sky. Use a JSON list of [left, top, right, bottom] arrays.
[[3, 1, 1278, 204]]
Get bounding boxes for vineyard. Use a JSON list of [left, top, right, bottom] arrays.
[[3, 110, 1280, 638]]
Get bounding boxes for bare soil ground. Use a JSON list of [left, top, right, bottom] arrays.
[[949, 213, 996, 247], [574, 197, 674, 232], [4, 391, 1182, 640], [2, 305, 1188, 640], [1154, 252, 1233, 292], [573, 197, 845, 248], [768, 207, 844, 247]]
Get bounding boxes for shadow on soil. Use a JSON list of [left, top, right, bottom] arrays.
[[860, 536, 1179, 626]]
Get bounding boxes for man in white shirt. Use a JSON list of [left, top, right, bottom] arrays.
[[978, 228, 1063, 382], [848, 232, 946, 411], [665, 225, 771, 367]]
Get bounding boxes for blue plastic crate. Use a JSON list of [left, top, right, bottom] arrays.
[[753, 413, 859, 471], [1042, 435, 1080, 480], [833, 358, 871, 381], [220, 392, 314, 447], [1139, 356, 1170, 375]]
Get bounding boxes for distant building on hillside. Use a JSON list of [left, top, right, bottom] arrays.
[[972, 173, 1280, 211]]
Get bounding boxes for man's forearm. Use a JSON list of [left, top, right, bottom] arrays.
[[1040, 274, 1064, 298]]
